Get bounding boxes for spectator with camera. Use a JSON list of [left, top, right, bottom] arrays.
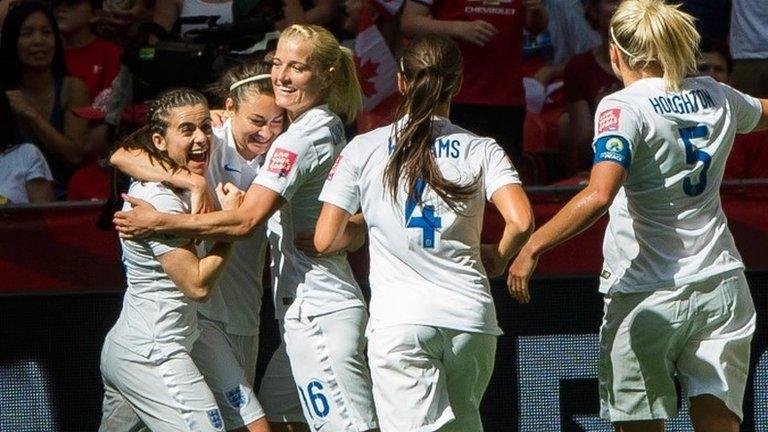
[[0, 1, 90, 200]]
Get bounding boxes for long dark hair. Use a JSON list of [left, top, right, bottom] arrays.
[[117, 88, 209, 172], [0, 89, 21, 154], [215, 59, 274, 110], [0, 1, 69, 87], [384, 35, 478, 212]]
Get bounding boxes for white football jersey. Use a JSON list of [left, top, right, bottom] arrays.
[[319, 116, 520, 335], [197, 119, 267, 336], [592, 76, 763, 293], [113, 182, 197, 359], [253, 105, 365, 319]]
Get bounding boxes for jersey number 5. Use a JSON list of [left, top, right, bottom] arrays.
[[405, 179, 442, 249], [679, 125, 711, 197]]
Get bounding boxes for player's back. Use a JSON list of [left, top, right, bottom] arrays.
[[594, 76, 763, 293], [337, 116, 519, 334]]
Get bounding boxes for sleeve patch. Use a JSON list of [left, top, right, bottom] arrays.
[[593, 135, 631, 169], [267, 148, 298, 177], [327, 155, 343, 180], [598, 108, 621, 133]]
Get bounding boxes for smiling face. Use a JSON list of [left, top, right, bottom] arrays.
[[227, 92, 285, 161], [17, 11, 55, 70], [270, 36, 326, 119], [152, 103, 212, 175]]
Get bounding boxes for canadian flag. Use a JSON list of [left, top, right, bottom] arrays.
[[355, 0, 402, 132]]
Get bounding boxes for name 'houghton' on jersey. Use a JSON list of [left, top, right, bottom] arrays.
[[591, 76, 763, 293]]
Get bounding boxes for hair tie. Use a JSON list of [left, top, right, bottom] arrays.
[[229, 74, 272, 91], [610, 26, 636, 59]]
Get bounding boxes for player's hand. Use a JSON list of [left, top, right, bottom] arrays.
[[215, 182, 244, 211], [210, 109, 231, 128], [454, 20, 498, 47], [113, 194, 159, 239], [507, 250, 538, 304], [480, 243, 507, 278]]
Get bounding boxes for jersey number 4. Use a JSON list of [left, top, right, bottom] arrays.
[[679, 125, 711, 197], [405, 179, 442, 249]]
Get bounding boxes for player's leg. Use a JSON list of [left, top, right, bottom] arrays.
[[105, 341, 224, 431], [367, 324, 454, 432], [677, 271, 755, 432], [259, 323, 308, 432], [441, 330, 496, 432], [598, 289, 684, 426], [192, 318, 269, 432], [284, 306, 378, 432]]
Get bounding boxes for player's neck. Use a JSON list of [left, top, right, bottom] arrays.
[[620, 67, 662, 88], [434, 102, 450, 119]]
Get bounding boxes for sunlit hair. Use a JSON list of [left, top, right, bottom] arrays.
[[610, 0, 700, 92], [116, 88, 208, 172], [384, 34, 478, 213], [216, 59, 273, 110], [280, 24, 362, 124]]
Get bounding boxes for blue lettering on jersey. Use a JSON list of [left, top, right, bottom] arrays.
[[329, 123, 345, 145], [434, 138, 461, 158], [648, 89, 716, 115], [387, 137, 395, 154], [593, 135, 632, 170]]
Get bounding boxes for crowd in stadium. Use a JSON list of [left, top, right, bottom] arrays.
[[1, 0, 766, 205], [2, 0, 768, 431]]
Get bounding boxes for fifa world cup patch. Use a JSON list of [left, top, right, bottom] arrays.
[[327, 155, 343, 180], [598, 108, 621, 133], [226, 385, 248, 408], [207, 408, 224, 431], [268, 148, 298, 177], [593, 135, 631, 170]]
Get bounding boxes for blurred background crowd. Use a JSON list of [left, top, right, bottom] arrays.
[[1, 0, 767, 205]]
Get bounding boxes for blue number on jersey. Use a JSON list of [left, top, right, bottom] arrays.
[[679, 125, 711, 196], [298, 380, 330, 420], [405, 179, 442, 249]]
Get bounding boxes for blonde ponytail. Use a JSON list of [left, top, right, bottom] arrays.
[[610, 0, 700, 92]]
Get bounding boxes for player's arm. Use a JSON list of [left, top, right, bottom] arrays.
[[111, 147, 214, 213], [754, 98, 768, 131], [482, 184, 534, 278], [115, 183, 285, 241], [158, 241, 231, 302], [311, 207, 366, 255], [400, 0, 498, 47], [507, 161, 626, 303]]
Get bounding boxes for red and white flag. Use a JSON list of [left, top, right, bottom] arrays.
[[354, 0, 401, 131]]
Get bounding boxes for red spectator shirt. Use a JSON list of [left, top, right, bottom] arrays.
[[415, 0, 526, 107], [65, 38, 123, 102], [725, 130, 768, 179], [564, 50, 622, 114]]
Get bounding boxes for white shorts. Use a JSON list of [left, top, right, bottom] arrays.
[[599, 270, 756, 422], [192, 318, 265, 429], [367, 325, 496, 432], [283, 306, 378, 432], [259, 322, 306, 424], [99, 337, 224, 432]]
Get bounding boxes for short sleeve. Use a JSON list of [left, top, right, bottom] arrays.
[[252, 128, 315, 201], [20, 144, 53, 182], [319, 142, 361, 215], [130, 184, 190, 256], [721, 83, 763, 134], [591, 98, 643, 171], [483, 139, 521, 200]]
